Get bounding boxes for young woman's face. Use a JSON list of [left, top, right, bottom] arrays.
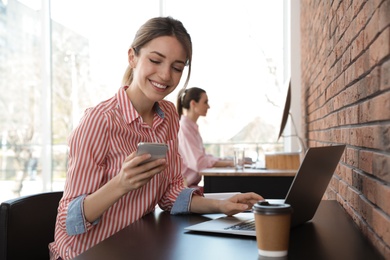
[[193, 92, 210, 117], [129, 36, 187, 102]]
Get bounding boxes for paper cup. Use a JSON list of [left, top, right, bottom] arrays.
[[252, 201, 293, 257]]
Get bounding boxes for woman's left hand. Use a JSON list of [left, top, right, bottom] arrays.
[[219, 192, 263, 216]]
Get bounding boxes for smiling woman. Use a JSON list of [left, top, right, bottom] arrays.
[[47, 16, 199, 259]]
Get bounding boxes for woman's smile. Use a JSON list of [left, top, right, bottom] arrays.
[[150, 79, 168, 91]]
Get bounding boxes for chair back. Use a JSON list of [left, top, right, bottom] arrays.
[[0, 191, 63, 260]]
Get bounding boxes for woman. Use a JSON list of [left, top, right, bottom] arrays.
[[49, 17, 262, 260], [177, 87, 234, 189]]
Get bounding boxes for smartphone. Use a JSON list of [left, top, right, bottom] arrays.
[[136, 142, 168, 165]]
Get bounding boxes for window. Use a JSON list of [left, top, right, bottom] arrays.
[[0, 0, 289, 201]]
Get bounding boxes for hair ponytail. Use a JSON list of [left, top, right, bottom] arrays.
[[176, 88, 187, 118]]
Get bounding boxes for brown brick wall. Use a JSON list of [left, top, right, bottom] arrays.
[[300, 0, 390, 258]]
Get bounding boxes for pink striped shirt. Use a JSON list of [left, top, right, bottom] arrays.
[[49, 86, 186, 259], [178, 115, 219, 186]]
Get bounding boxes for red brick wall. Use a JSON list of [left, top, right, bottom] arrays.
[[300, 0, 390, 258]]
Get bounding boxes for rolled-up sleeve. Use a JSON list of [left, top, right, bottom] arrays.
[[171, 187, 203, 214], [66, 195, 100, 235]]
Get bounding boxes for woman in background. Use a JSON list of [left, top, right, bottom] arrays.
[[177, 87, 234, 190]]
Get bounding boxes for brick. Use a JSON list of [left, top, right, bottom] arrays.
[[347, 185, 361, 212], [348, 81, 361, 103], [355, 1, 369, 30], [352, 0, 366, 17], [351, 30, 365, 61], [355, 51, 370, 79], [361, 174, 379, 205], [379, 0, 390, 31], [364, 66, 381, 94], [338, 2, 349, 36], [339, 179, 349, 198], [329, 11, 338, 39], [372, 152, 390, 182], [364, 6, 380, 47], [371, 205, 390, 246], [365, 173, 390, 215], [340, 127, 351, 144], [350, 126, 373, 147], [381, 59, 390, 91], [342, 45, 351, 70], [346, 146, 359, 167], [360, 92, 390, 123], [338, 108, 346, 126], [348, 127, 359, 146], [374, 125, 390, 152], [332, 90, 343, 110], [345, 62, 355, 85], [352, 169, 363, 191], [335, 37, 346, 60], [369, 27, 390, 67], [346, 104, 359, 124], [359, 149, 373, 174]]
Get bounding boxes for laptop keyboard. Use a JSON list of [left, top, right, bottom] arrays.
[[224, 219, 255, 231]]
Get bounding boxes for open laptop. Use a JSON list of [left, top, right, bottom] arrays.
[[185, 144, 346, 236]]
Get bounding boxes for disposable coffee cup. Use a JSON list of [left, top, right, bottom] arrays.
[[252, 200, 293, 257]]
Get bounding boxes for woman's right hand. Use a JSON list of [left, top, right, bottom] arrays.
[[83, 151, 167, 223], [117, 151, 167, 193]]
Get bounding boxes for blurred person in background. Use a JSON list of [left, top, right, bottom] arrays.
[[177, 87, 234, 191]]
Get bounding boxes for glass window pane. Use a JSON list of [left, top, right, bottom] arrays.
[[0, 0, 45, 200]]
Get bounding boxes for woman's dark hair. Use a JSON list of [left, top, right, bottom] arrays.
[[176, 87, 206, 118], [122, 16, 192, 87]]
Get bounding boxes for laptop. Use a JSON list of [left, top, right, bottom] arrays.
[[185, 144, 346, 236]]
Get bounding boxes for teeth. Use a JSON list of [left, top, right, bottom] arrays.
[[151, 81, 167, 89]]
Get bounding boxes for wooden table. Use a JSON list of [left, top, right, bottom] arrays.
[[73, 201, 383, 260], [200, 167, 297, 199]]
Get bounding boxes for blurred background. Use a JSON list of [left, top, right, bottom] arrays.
[[0, 0, 292, 201]]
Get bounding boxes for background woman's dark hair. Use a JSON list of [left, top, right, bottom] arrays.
[[176, 87, 206, 118], [122, 16, 192, 88]]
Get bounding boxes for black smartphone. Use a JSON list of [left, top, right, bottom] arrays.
[[136, 142, 168, 165]]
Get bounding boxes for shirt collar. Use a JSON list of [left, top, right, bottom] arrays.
[[118, 86, 165, 124]]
